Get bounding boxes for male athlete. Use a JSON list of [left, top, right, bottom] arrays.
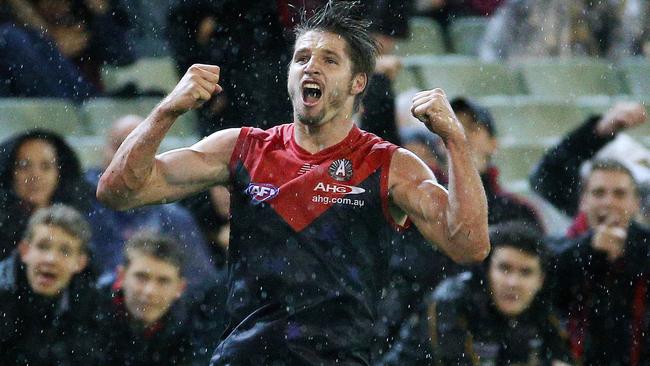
[[97, 2, 490, 364]]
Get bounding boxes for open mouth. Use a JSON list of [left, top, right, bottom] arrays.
[[302, 82, 322, 106], [36, 269, 58, 285]]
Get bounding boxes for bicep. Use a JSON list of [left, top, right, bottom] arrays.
[[135, 128, 241, 204], [389, 149, 452, 251]]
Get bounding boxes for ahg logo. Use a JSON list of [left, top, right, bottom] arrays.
[[314, 182, 365, 195], [245, 183, 280, 204]]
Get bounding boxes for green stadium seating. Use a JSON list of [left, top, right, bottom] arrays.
[[619, 57, 650, 96], [449, 17, 488, 56], [492, 142, 547, 183], [0, 98, 86, 140], [480, 96, 585, 145], [66, 135, 105, 169], [395, 17, 446, 56], [419, 57, 524, 98], [79, 98, 198, 138], [518, 58, 625, 98], [393, 66, 423, 93], [101, 57, 180, 94]]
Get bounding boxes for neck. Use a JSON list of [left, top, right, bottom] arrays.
[[293, 117, 354, 154]]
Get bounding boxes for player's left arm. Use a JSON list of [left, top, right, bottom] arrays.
[[388, 89, 490, 264]]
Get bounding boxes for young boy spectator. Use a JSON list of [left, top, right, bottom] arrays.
[[429, 222, 573, 365], [86, 115, 218, 296], [97, 231, 199, 365], [0, 204, 101, 365], [379, 222, 573, 365]]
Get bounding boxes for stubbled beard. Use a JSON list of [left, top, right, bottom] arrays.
[[296, 110, 326, 126]]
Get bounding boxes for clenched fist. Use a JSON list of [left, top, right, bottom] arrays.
[[159, 64, 223, 117], [596, 101, 647, 137], [410, 88, 465, 142]]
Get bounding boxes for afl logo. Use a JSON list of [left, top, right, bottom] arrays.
[[328, 159, 353, 181], [245, 183, 279, 204]]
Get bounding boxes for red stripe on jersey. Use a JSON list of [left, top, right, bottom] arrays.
[[230, 124, 400, 232]]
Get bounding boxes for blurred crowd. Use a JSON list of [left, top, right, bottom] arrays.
[[2, 0, 650, 365]]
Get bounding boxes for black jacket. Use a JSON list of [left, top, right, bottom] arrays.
[[550, 221, 650, 365], [483, 166, 544, 232], [0, 253, 103, 365], [0, 130, 94, 259], [96, 279, 198, 366], [379, 271, 573, 365], [529, 116, 614, 217], [373, 166, 543, 362]]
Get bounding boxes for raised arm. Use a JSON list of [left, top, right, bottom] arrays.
[[389, 89, 489, 264], [97, 64, 240, 210]]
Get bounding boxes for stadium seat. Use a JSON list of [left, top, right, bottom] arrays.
[[393, 66, 423, 93], [480, 96, 586, 145], [79, 98, 198, 138], [67, 135, 105, 169], [449, 16, 488, 56], [619, 57, 650, 96], [419, 57, 524, 98], [101, 57, 180, 94], [0, 98, 86, 140], [394, 17, 446, 56], [518, 58, 625, 98], [492, 142, 547, 184]]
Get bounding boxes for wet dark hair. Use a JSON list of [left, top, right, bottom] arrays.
[[123, 231, 185, 273], [584, 158, 639, 196], [294, 1, 379, 112], [487, 221, 547, 272], [0, 129, 92, 213]]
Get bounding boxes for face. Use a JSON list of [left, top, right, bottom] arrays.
[[13, 139, 60, 209], [457, 111, 497, 173], [120, 253, 186, 326], [580, 170, 640, 229], [19, 224, 87, 297], [488, 246, 544, 318], [103, 116, 142, 168], [288, 30, 366, 127]]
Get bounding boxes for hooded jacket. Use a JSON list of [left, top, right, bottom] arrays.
[[0, 252, 103, 365], [95, 276, 197, 366], [551, 221, 650, 365], [377, 270, 573, 365], [0, 129, 94, 258]]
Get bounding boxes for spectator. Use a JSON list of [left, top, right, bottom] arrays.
[[0, 0, 134, 100], [479, 0, 646, 62], [429, 222, 573, 365], [451, 97, 543, 231], [549, 160, 650, 365], [379, 222, 573, 365], [373, 98, 544, 359], [0, 205, 102, 365], [96, 231, 197, 365], [167, 0, 292, 135], [529, 102, 647, 237], [86, 115, 218, 296], [0, 129, 94, 259]]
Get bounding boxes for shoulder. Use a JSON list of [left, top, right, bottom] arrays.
[[0, 254, 17, 292], [432, 272, 473, 304]]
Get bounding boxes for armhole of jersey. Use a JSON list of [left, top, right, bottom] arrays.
[[228, 127, 252, 183], [381, 145, 411, 232]]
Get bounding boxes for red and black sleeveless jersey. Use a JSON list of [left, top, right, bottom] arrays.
[[212, 124, 405, 365]]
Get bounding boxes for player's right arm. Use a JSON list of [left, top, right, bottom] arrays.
[[97, 64, 239, 210]]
